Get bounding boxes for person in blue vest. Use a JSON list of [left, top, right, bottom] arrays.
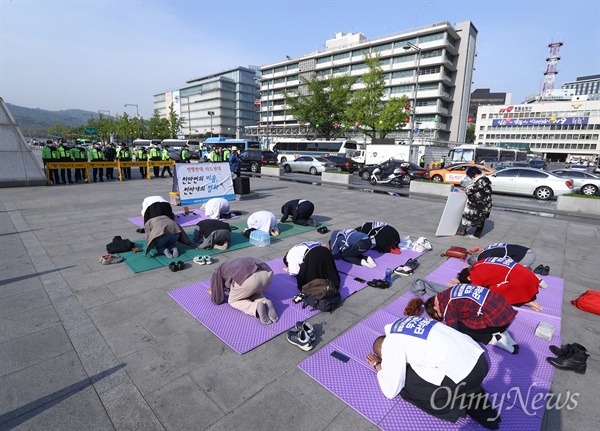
[[326, 229, 376, 268], [229, 146, 242, 177], [366, 316, 500, 429]]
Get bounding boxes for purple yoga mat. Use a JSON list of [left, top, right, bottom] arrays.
[[298, 264, 565, 430], [335, 249, 429, 281], [128, 210, 238, 228]]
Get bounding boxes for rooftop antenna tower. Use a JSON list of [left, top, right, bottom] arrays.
[[540, 41, 564, 101]]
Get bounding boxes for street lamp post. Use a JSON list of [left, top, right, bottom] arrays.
[[403, 42, 421, 146], [98, 110, 111, 142], [124, 103, 140, 138], [207, 111, 215, 137]]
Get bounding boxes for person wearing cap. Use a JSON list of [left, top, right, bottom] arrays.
[[55, 140, 74, 184], [104, 143, 117, 180], [117, 143, 132, 179], [456, 166, 492, 239], [223, 146, 231, 161], [160, 145, 173, 178], [89, 142, 105, 182], [355, 221, 401, 254], [180, 145, 191, 163], [70, 144, 88, 183], [42, 140, 60, 185], [228, 146, 242, 177], [136, 146, 148, 177], [148, 144, 161, 178]]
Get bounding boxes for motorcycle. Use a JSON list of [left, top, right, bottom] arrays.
[[369, 162, 411, 187]]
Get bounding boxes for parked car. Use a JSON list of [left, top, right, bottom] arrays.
[[238, 150, 278, 173], [552, 169, 600, 196], [486, 168, 574, 200], [358, 161, 429, 181], [282, 156, 334, 175], [567, 163, 590, 172], [528, 159, 547, 170], [167, 147, 182, 162], [323, 155, 360, 173], [429, 163, 494, 184]]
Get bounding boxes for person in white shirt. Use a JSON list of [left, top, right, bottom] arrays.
[[243, 211, 279, 237], [204, 198, 230, 219], [283, 241, 340, 290], [366, 316, 500, 429]]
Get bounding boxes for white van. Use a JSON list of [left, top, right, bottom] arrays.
[[133, 139, 162, 148]]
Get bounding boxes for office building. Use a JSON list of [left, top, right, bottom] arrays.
[[153, 66, 260, 139], [474, 98, 600, 162], [468, 88, 511, 122], [251, 20, 478, 145], [561, 75, 600, 100]]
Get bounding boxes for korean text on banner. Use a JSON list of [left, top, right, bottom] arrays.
[[175, 163, 235, 205]]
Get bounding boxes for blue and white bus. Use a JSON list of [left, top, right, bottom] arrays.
[[270, 139, 364, 163], [448, 144, 527, 165], [201, 137, 261, 161]]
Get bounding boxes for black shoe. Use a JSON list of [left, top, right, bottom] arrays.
[[367, 279, 390, 289], [546, 345, 589, 374], [540, 266, 550, 276], [549, 343, 587, 357], [176, 261, 185, 271], [135, 228, 145, 234], [533, 264, 544, 274], [168, 262, 178, 272]]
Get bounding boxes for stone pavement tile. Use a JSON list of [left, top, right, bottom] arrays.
[[0, 304, 60, 344], [122, 328, 225, 396], [0, 287, 51, 320], [325, 406, 380, 431], [137, 303, 200, 342], [106, 269, 189, 300], [207, 381, 327, 431], [0, 351, 88, 418], [189, 335, 301, 412], [146, 374, 224, 431], [74, 285, 117, 310], [87, 289, 175, 332], [0, 325, 72, 376], [277, 367, 349, 424], [0, 384, 115, 431], [0, 265, 45, 298], [66, 265, 137, 292], [101, 319, 157, 359]]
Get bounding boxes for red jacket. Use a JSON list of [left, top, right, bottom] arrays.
[[469, 257, 539, 305]]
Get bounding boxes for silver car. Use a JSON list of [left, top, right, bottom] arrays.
[[282, 156, 334, 175], [552, 170, 600, 196], [486, 168, 574, 200]]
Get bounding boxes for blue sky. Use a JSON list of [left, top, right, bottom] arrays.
[[2, 0, 598, 119]]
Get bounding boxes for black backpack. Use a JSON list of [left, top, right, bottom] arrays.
[[301, 278, 339, 299], [302, 293, 342, 313]]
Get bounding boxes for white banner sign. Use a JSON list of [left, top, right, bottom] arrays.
[[174, 163, 235, 205]]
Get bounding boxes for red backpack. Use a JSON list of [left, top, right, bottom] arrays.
[[571, 290, 600, 315]]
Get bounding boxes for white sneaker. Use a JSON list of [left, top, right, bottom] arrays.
[[193, 256, 205, 265], [366, 256, 377, 268]]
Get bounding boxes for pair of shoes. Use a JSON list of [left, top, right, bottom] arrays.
[[549, 342, 587, 357], [193, 255, 213, 265], [169, 260, 185, 272], [231, 210, 242, 216], [404, 258, 420, 272], [540, 266, 550, 276], [367, 279, 390, 289], [393, 265, 413, 277], [135, 228, 145, 234], [317, 226, 329, 234], [466, 234, 480, 239], [361, 256, 377, 268], [99, 254, 124, 265], [533, 264, 544, 274], [287, 322, 315, 351], [546, 343, 589, 374], [456, 228, 466, 236]]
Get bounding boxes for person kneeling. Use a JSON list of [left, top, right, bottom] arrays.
[[209, 257, 278, 325], [366, 316, 500, 429], [193, 219, 231, 250], [142, 196, 191, 259]]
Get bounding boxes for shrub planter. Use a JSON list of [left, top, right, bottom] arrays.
[[556, 195, 600, 215], [409, 180, 454, 197], [261, 166, 284, 177], [321, 171, 352, 184]]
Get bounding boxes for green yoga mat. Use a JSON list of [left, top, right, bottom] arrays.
[[119, 221, 325, 273]]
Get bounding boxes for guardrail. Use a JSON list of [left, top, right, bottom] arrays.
[[44, 160, 176, 185]]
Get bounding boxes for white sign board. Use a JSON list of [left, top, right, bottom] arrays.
[[174, 163, 235, 205], [435, 191, 467, 236]]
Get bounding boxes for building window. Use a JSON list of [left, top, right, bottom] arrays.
[[333, 66, 349, 74], [419, 32, 444, 43], [395, 38, 417, 49], [274, 66, 285, 73], [352, 63, 368, 71], [422, 49, 442, 59], [316, 56, 332, 64], [352, 49, 365, 58], [316, 69, 331, 77], [380, 58, 391, 65], [391, 85, 412, 94], [392, 70, 413, 79], [287, 63, 299, 70], [373, 43, 392, 52], [333, 52, 350, 60], [394, 54, 416, 63], [418, 82, 439, 91], [420, 66, 441, 75]]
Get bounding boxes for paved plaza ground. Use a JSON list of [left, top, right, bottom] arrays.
[[0, 175, 598, 431]]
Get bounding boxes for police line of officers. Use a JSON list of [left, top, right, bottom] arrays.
[[41, 140, 191, 184]]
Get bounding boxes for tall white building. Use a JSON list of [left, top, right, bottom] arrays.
[[251, 20, 478, 145], [153, 66, 260, 139], [474, 97, 600, 161]]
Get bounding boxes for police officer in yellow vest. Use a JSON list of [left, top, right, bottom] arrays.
[[90, 142, 105, 182], [70, 145, 88, 183], [148, 144, 161, 178], [117, 143, 132, 179], [136, 147, 148, 178], [56, 140, 74, 184], [181, 145, 191, 163], [42, 140, 60, 185], [160, 145, 173, 178]]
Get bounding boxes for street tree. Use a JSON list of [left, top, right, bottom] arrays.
[[167, 104, 185, 139], [346, 52, 410, 140], [466, 124, 476, 143], [284, 74, 356, 140]]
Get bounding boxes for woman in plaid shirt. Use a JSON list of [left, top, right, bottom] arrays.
[[405, 284, 519, 354]]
